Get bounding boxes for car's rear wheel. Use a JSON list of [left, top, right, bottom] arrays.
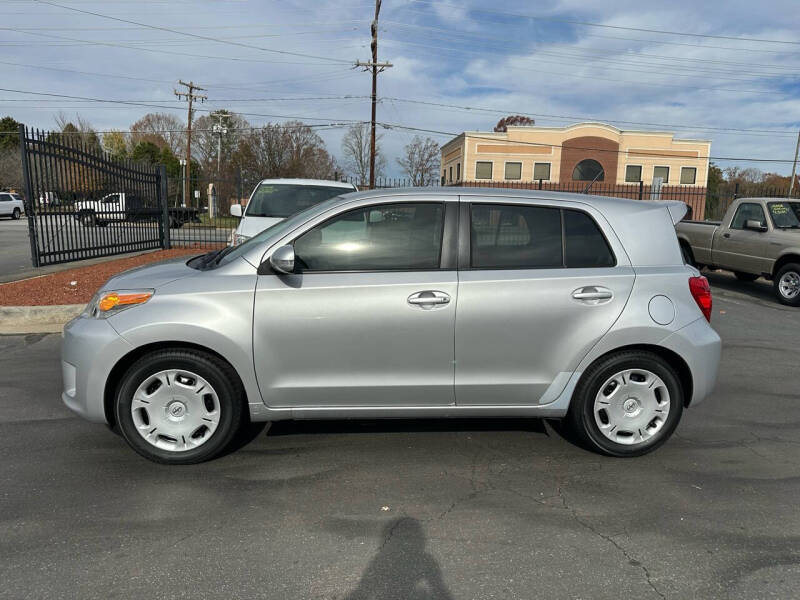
[[80, 212, 96, 227], [774, 263, 800, 307], [734, 271, 759, 282], [115, 349, 245, 464], [12, 208, 20, 220], [566, 351, 684, 457]]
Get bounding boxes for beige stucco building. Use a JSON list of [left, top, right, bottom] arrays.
[[440, 122, 711, 189]]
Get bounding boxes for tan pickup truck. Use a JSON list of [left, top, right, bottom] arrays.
[[676, 197, 800, 306]]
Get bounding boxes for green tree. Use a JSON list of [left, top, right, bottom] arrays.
[[0, 116, 21, 151], [705, 162, 724, 220], [130, 140, 162, 164], [102, 130, 129, 160]]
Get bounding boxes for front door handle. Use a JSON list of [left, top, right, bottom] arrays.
[[723, 233, 731, 238], [408, 290, 450, 309], [572, 286, 613, 304]]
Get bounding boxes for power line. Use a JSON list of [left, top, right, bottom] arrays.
[[377, 122, 799, 164], [0, 87, 366, 123], [30, 0, 354, 63], [6, 27, 350, 65], [381, 98, 799, 136], [408, 0, 800, 46]]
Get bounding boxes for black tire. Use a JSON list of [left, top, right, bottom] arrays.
[[734, 271, 759, 282], [169, 216, 178, 229], [12, 208, 20, 220], [566, 350, 684, 457], [80, 212, 96, 227], [774, 262, 800, 307], [115, 349, 246, 464]]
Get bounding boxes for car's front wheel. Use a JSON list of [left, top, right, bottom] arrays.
[[566, 351, 684, 457], [774, 263, 800, 307], [12, 208, 20, 220], [115, 349, 246, 464]]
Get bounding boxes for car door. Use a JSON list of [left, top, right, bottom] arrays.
[[0, 194, 10, 216], [253, 198, 458, 408], [712, 202, 769, 273], [455, 198, 635, 406]]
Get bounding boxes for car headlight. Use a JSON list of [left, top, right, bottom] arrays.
[[232, 233, 251, 246], [83, 289, 154, 319]]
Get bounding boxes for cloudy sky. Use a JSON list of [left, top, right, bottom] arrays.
[[3, 0, 800, 177]]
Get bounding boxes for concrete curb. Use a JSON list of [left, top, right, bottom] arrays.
[[0, 304, 84, 334]]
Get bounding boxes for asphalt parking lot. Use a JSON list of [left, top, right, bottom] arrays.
[[1, 272, 798, 599]]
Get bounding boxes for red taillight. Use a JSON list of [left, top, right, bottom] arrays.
[[689, 276, 712, 322]]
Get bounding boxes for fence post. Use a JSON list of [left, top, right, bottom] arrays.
[[18, 124, 41, 268], [159, 164, 171, 250], [733, 183, 739, 199], [638, 180, 643, 201]]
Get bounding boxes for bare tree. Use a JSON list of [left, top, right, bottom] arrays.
[[397, 136, 440, 186], [493, 115, 535, 132], [0, 150, 23, 192], [234, 120, 337, 183], [341, 123, 385, 185], [130, 113, 185, 156], [53, 112, 101, 150]]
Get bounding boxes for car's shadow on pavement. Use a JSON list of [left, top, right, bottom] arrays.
[[266, 417, 549, 437], [703, 270, 780, 306]]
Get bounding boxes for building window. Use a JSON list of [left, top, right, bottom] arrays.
[[572, 159, 604, 181], [456, 163, 461, 181], [441, 174, 445, 186], [448, 166, 453, 182], [475, 161, 493, 180], [653, 166, 670, 183], [680, 167, 697, 185], [625, 165, 642, 183], [505, 162, 522, 180], [533, 162, 550, 181]]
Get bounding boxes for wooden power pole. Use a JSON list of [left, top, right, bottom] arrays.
[[789, 129, 800, 197], [174, 80, 206, 206], [356, 0, 391, 189]]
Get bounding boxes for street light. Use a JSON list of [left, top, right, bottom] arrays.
[[179, 158, 187, 207]]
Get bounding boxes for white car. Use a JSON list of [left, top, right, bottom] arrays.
[[0, 192, 24, 219], [229, 178, 356, 245]]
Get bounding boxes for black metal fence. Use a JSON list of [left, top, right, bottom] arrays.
[[19, 126, 168, 267]]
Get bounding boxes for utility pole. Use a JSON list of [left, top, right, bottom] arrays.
[[174, 80, 206, 206], [355, 0, 391, 189], [789, 129, 800, 197]]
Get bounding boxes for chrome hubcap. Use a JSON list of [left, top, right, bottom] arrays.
[[131, 369, 221, 452], [779, 271, 800, 299], [593, 368, 671, 446]]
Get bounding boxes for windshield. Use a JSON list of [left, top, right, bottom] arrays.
[[768, 202, 800, 229], [245, 183, 349, 218], [215, 196, 346, 267]]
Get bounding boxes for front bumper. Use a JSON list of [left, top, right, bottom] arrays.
[[660, 317, 722, 406], [61, 316, 133, 423]]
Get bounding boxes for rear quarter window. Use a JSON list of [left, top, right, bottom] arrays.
[[564, 210, 616, 268]]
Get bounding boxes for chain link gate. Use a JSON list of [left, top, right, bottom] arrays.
[[19, 125, 169, 267]]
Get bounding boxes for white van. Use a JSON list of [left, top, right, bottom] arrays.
[[229, 178, 356, 245]]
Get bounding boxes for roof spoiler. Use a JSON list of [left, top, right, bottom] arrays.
[[662, 200, 688, 225]]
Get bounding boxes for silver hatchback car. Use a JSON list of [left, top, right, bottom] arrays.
[[62, 189, 721, 464]]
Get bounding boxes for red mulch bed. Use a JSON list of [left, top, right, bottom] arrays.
[[0, 248, 208, 306]]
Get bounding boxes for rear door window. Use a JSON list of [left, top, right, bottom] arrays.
[[469, 204, 615, 269], [470, 204, 562, 268]]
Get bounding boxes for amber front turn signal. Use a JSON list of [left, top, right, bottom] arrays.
[[97, 291, 153, 312]]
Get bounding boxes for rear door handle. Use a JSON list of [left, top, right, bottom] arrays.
[[408, 290, 450, 309], [572, 286, 613, 304], [723, 233, 731, 238]]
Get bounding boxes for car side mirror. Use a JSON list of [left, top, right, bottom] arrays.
[[230, 203, 242, 218], [744, 219, 767, 232], [269, 245, 295, 274]]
